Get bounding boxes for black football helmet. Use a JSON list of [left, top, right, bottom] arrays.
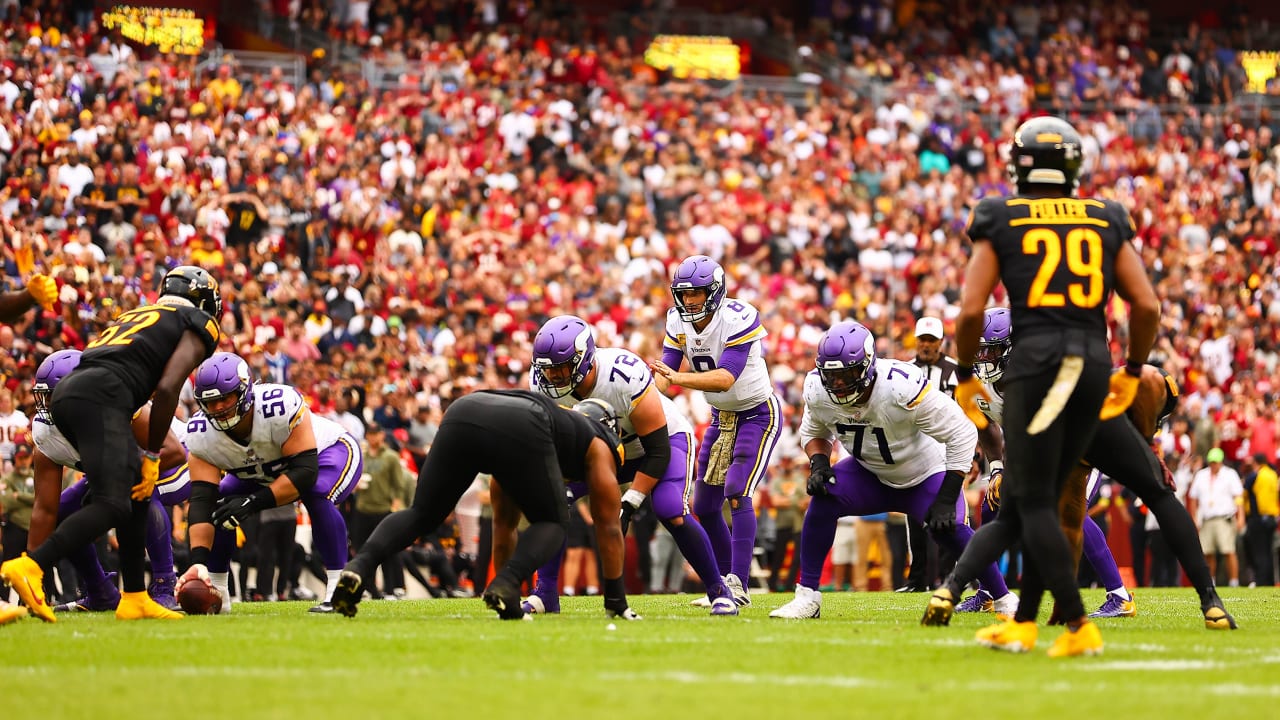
[[1008, 116, 1083, 193], [160, 265, 222, 318], [571, 397, 620, 435]]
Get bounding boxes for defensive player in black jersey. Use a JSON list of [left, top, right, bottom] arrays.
[[1, 266, 222, 622], [331, 390, 638, 621], [931, 116, 1160, 657]]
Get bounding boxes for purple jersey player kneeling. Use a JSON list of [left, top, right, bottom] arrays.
[[177, 352, 363, 613], [770, 320, 1018, 619]]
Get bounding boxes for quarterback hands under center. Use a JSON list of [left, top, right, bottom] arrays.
[[1099, 362, 1143, 421], [132, 450, 160, 502], [177, 563, 214, 593], [953, 368, 991, 430]]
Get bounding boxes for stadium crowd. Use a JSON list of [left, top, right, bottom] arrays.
[[1, 0, 1279, 603]]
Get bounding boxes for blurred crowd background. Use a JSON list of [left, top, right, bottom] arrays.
[[2, 0, 1280, 602]]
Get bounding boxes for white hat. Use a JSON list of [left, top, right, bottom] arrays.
[[261, 261, 279, 275], [915, 317, 945, 339]]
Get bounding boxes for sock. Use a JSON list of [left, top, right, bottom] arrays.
[[533, 540, 567, 597], [303, 498, 351, 570], [564, 587, 576, 597], [31, 501, 129, 571], [1082, 515, 1126, 595], [209, 571, 232, 613], [584, 585, 598, 596], [696, 510, 733, 577], [665, 516, 727, 598], [931, 521, 1011, 599], [1109, 588, 1131, 601], [145, 500, 176, 580], [347, 508, 433, 582], [324, 569, 341, 602], [493, 522, 566, 590], [797, 497, 841, 589], [729, 497, 757, 583], [67, 543, 111, 596]]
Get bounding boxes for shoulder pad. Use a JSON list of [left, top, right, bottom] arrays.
[[881, 361, 931, 409]]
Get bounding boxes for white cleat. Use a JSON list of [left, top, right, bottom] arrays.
[[690, 594, 713, 608], [725, 574, 751, 607], [769, 585, 822, 619], [993, 592, 1020, 617]]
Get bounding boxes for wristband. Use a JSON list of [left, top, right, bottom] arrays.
[[621, 489, 646, 509], [1125, 360, 1143, 377], [142, 449, 161, 462], [989, 460, 1004, 474], [955, 365, 975, 381], [190, 547, 210, 566]]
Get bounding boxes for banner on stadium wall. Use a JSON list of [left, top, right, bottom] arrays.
[[98, 2, 217, 55], [1239, 51, 1280, 94], [644, 35, 742, 80]]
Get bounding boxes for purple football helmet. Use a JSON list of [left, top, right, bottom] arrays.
[[532, 315, 596, 398], [33, 349, 82, 422], [670, 255, 726, 323], [194, 352, 254, 431], [974, 308, 1013, 384], [816, 321, 877, 405]]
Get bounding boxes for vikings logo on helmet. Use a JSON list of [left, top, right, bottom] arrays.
[[532, 315, 596, 398], [194, 352, 255, 431], [33, 349, 82, 422], [670, 255, 727, 323]]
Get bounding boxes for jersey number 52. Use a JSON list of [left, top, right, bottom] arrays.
[[86, 309, 161, 349], [1021, 227, 1103, 309]]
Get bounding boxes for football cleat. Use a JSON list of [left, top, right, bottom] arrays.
[[920, 587, 956, 627], [331, 571, 364, 617], [54, 572, 121, 612], [976, 619, 1038, 653], [690, 594, 713, 608], [955, 590, 993, 613], [725, 574, 751, 607], [769, 585, 821, 619], [992, 592, 1020, 617], [0, 601, 28, 625], [115, 591, 182, 620], [710, 597, 739, 616], [521, 593, 560, 615], [895, 583, 931, 593], [309, 602, 337, 614], [148, 574, 180, 611], [483, 579, 527, 620], [1047, 621, 1104, 658], [606, 605, 642, 621], [1202, 598, 1238, 630], [0, 554, 54, 623], [1089, 592, 1137, 619]]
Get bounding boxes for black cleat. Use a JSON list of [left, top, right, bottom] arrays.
[[330, 571, 364, 618], [895, 583, 930, 593], [483, 579, 526, 620]]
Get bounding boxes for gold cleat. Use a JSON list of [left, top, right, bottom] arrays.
[[0, 601, 29, 625], [0, 554, 55, 623], [115, 591, 183, 620], [921, 587, 956, 626], [1047, 621, 1104, 658], [1203, 604, 1238, 631], [976, 619, 1038, 653]]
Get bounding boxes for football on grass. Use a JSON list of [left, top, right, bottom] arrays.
[[177, 580, 223, 615]]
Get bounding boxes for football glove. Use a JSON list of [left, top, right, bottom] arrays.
[[806, 454, 836, 497], [985, 462, 1004, 513], [26, 273, 58, 310], [132, 451, 160, 502], [211, 488, 276, 530], [954, 374, 991, 430], [177, 563, 212, 593], [619, 489, 644, 536], [1099, 365, 1142, 421], [925, 470, 966, 535]]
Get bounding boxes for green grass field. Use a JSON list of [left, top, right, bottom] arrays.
[[4, 588, 1278, 719]]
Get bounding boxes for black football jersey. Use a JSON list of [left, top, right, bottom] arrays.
[[470, 389, 625, 480], [966, 195, 1135, 340], [79, 302, 221, 409]]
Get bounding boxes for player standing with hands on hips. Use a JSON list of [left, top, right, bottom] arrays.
[[926, 116, 1161, 657]]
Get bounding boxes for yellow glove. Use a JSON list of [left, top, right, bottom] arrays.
[[985, 463, 1004, 513], [1099, 365, 1141, 421], [26, 274, 57, 310], [133, 451, 160, 502], [954, 373, 991, 430]]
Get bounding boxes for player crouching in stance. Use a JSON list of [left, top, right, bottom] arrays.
[[521, 315, 735, 616], [332, 389, 638, 621], [177, 352, 362, 613], [25, 350, 192, 612], [770, 321, 1017, 619]]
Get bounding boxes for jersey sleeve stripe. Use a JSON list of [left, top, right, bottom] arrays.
[[287, 404, 306, 430], [630, 383, 652, 411], [664, 331, 684, 349], [906, 383, 931, 409], [725, 325, 766, 348], [726, 315, 762, 344]]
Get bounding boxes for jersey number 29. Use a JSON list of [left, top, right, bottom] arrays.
[[1021, 227, 1103, 309]]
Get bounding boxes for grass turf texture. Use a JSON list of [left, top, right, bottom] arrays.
[[3, 588, 1277, 719]]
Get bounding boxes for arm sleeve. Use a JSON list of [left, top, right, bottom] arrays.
[[660, 346, 684, 369], [913, 391, 979, 473], [636, 426, 671, 479], [716, 344, 750, 379]]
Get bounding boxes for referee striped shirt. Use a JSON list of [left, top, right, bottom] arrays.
[[914, 356, 960, 399]]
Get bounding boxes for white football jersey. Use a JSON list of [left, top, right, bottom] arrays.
[[662, 298, 773, 411], [531, 347, 695, 461], [976, 381, 1005, 425], [799, 359, 978, 489], [185, 383, 347, 482], [34, 409, 187, 471], [0, 409, 29, 460]]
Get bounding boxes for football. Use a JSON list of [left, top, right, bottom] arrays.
[[177, 580, 223, 615]]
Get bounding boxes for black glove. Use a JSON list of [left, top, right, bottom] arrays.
[[807, 454, 836, 497], [211, 488, 276, 530], [925, 470, 966, 534]]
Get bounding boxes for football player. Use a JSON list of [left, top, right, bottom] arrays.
[[522, 315, 735, 616], [177, 352, 363, 613], [650, 255, 784, 607], [2, 266, 221, 622], [769, 320, 1017, 619], [25, 349, 191, 612]]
